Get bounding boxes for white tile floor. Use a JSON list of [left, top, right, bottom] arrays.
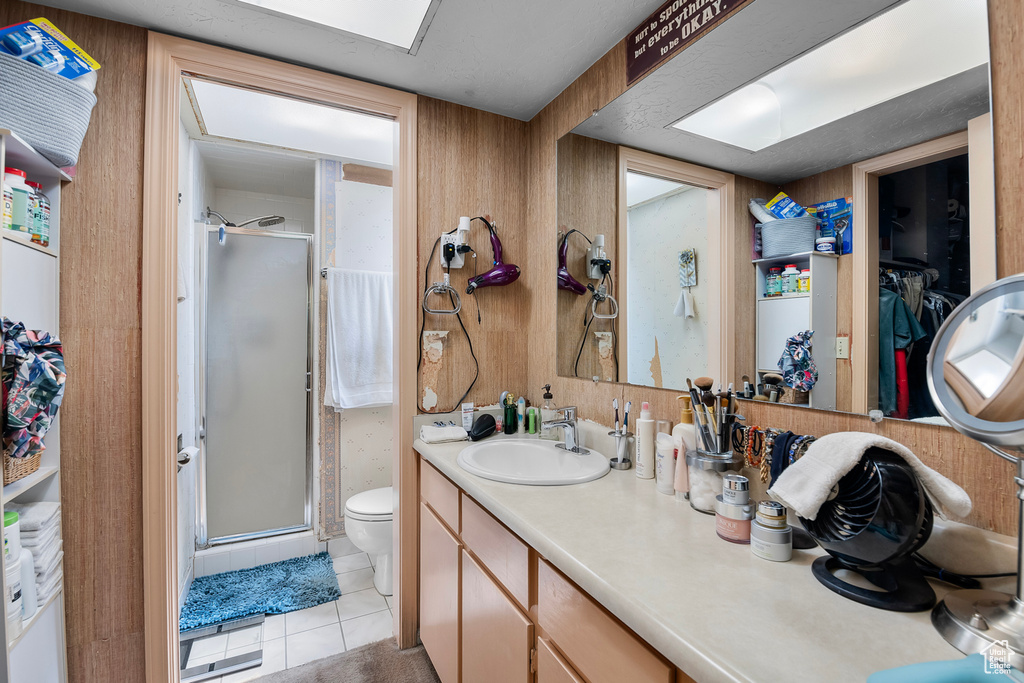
[[188, 538, 393, 682]]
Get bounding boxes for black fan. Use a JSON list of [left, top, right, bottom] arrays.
[[800, 448, 936, 612]]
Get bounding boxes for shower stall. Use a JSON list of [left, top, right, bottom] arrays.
[[196, 224, 313, 546]]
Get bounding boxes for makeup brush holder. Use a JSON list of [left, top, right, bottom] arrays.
[[686, 449, 743, 515], [608, 431, 633, 470]]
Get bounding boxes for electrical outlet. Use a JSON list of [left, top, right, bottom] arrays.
[[440, 233, 466, 269], [835, 336, 850, 359]]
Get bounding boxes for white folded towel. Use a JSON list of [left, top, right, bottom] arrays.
[[768, 432, 972, 521], [7, 502, 60, 531], [36, 552, 62, 584], [22, 520, 60, 547], [324, 268, 394, 410], [419, 425, 468, 444], [31, 539, 62, 573]]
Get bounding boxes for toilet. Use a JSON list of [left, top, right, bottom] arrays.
[[343, 486, 394, 596]]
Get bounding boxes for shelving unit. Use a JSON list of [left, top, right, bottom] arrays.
[[0, 129, 67, 683], [753, 251, 838, 410]]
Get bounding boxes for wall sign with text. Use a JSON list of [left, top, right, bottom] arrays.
[[626, 0, 755, 85]]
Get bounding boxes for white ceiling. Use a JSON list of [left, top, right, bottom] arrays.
[[195, 141, 316, 199], [33, 0, 666, 120]]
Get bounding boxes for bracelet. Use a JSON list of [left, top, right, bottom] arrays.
[[732, 424, 746, 453], [760, 429, 777, 483], [788, 435, 816, 464], [744, 427, 762, 468]]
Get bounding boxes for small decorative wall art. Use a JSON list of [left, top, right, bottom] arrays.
[[679, 248, 697, 288]]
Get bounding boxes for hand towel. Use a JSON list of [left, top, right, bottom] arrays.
[[673, 290, 695, 318], [7, 501, 60, 531], [768, 432, 972, 521], [324, 268, 394, 410], [32, 539, 62, 572], [22, 522, 60, 548], [419, 425, 468, 444]]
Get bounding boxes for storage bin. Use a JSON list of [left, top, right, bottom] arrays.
[[760, 215, 817, 259], [4, 451, 41, 486], [779, 386, 810, 405], [0, 52, 97, 168]]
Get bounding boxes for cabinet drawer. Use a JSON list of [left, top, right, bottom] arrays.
[[421, 459, 460, 532], [460, 493, 530, 610], [537, 560, 672, 683], [536, 637, 584, 683]]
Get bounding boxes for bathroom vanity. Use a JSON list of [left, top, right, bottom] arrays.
[[414, 432, 1014, 683]]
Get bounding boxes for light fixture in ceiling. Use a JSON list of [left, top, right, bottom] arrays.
[[235, 0, 439, 52], [185, 78, 395, 166], [669, 0, 989, 152]]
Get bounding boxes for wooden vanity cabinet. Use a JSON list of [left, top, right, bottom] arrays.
[[418, 458, 688, 683]]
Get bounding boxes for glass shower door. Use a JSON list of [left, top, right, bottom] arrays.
[[201, 227, 312, 544]]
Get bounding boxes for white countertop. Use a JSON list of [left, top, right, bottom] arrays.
[[414, 425, 1016, 683]]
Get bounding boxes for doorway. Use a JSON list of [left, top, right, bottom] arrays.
[[142, 33, 418, 682]]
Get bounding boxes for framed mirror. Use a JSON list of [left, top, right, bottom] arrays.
[[555, 0, 993, 426]]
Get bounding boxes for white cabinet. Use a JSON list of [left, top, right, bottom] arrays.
[[0, 129, 68, 683], [753, 251, 838, 410]]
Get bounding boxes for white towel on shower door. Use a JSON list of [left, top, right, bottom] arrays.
[[325, 268, 394, 410]]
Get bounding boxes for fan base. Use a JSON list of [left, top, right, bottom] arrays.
[[932, 590, 1024, 670], [811, 556, 936, 612]]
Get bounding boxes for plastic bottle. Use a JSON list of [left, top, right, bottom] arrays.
[[27, 181, 49, 247], [634, 402, 655, 479], [4, 168, 31, 234], [797, 269, 811, 293], [18, 548, 35, 620], [766, 267, 782, 297], [540, 385, 558, 440], [672, 395, 697, 501], [782, 264, 799, 293], [655, 432, 676, 494], [2, 178, 12, 232]]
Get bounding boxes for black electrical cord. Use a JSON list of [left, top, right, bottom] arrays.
[[913, 552, 1017, 590], [562, 228, 592, 245], [417, 227, 481, 413], [574, 272, 610, 378]]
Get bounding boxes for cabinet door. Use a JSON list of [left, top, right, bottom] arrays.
[[756, 296, 810, 371], [420, 503, 461, 683], [461, 550, 533, 683], [536, 637, 584, 683]]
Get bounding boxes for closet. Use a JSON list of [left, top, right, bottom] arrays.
[[0, 129, 67, 682], [877, 154, 971, 419]]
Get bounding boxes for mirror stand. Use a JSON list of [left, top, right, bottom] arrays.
[[932, 446, 1024, 669]]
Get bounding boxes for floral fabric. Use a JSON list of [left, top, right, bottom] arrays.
[[777, 330, 817, 391], [2, 318, 65, 459]]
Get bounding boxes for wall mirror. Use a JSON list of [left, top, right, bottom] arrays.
[[555, 0, 994, 427]]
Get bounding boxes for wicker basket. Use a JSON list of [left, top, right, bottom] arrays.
[[0, 52, 97, 168], [4, 450, 42, 485], [760, 215, 818, 259], [779, 386, 810, 405]]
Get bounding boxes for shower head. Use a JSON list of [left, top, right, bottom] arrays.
[[237, 215, 286, 229]]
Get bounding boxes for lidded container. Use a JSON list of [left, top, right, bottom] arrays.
[[686, 450, 743, 514], [766, 267, 783, 297], [26, 181, 50, 247], [750, 500, 793, 561], [4, 168, 31, 233], [781, 264, 800, 293], [797, 269, 811, 293]]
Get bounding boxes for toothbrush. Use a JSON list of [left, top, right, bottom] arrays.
[[623, 401, 632, 432], [613, 398, 620, 434]]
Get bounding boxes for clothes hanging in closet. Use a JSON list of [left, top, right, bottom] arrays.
[[878, 287, 926, 416]]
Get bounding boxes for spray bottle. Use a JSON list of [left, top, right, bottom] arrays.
[[672, 395, 696, 500], [634, 402, 655, 479]]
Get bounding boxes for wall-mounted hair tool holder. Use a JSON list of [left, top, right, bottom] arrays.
[[591, 284, 618, 320], [422, 273, 462, 315]]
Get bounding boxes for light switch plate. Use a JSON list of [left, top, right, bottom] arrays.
[[835, 336, 850, 359]]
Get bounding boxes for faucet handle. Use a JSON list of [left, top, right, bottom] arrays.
[[556, 406, 577, 421]]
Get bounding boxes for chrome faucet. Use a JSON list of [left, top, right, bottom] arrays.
[[541, 406, 589, 454]]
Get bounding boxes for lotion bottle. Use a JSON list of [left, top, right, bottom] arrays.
[[540, 384, 558, 440], [635, 402, 655, 479], [673, 395, 696, 500]]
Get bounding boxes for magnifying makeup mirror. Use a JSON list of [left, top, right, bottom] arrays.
[[927, 273, 1024, 666]]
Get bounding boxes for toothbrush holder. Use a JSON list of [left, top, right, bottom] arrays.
[[608, 430, 633, 470]]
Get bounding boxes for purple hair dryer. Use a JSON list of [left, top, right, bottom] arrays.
[[466, 221, 520, 293], [557, 232, 587, 295]]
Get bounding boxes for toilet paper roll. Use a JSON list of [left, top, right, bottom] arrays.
[[177, 446, 199, 466]]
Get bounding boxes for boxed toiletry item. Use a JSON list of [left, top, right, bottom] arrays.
[[0, 19, 100, 81], [765, 192, 808, 219], [808, 197, 853, 254]]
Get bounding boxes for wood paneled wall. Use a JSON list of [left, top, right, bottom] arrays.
[[417, 98, 529, 412], [555, 134, 618, 381], [0, 2, 149, 681], [525, 4, 1024, 536]]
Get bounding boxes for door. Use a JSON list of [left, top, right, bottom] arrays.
[[201, 227, 312, 543], [461, 550, 532, 683], [536, 637, 584, 683], [420, 503, 461, 683]]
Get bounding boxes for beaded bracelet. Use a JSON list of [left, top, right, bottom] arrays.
[[788, 435, 817, 464], [744, 426, 762, 468]]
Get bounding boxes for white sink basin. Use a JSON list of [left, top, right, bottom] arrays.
[[457, 438, 610, 486]]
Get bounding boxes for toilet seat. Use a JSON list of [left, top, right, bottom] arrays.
[[344, 486, 393, 523]]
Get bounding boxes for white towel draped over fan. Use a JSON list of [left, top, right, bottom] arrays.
[[324, 268, 394, 410]]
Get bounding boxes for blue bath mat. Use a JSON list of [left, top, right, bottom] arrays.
[[180, 552, 341, 632]]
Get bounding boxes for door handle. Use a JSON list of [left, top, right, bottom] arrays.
[[306, 372, 312, 393]]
